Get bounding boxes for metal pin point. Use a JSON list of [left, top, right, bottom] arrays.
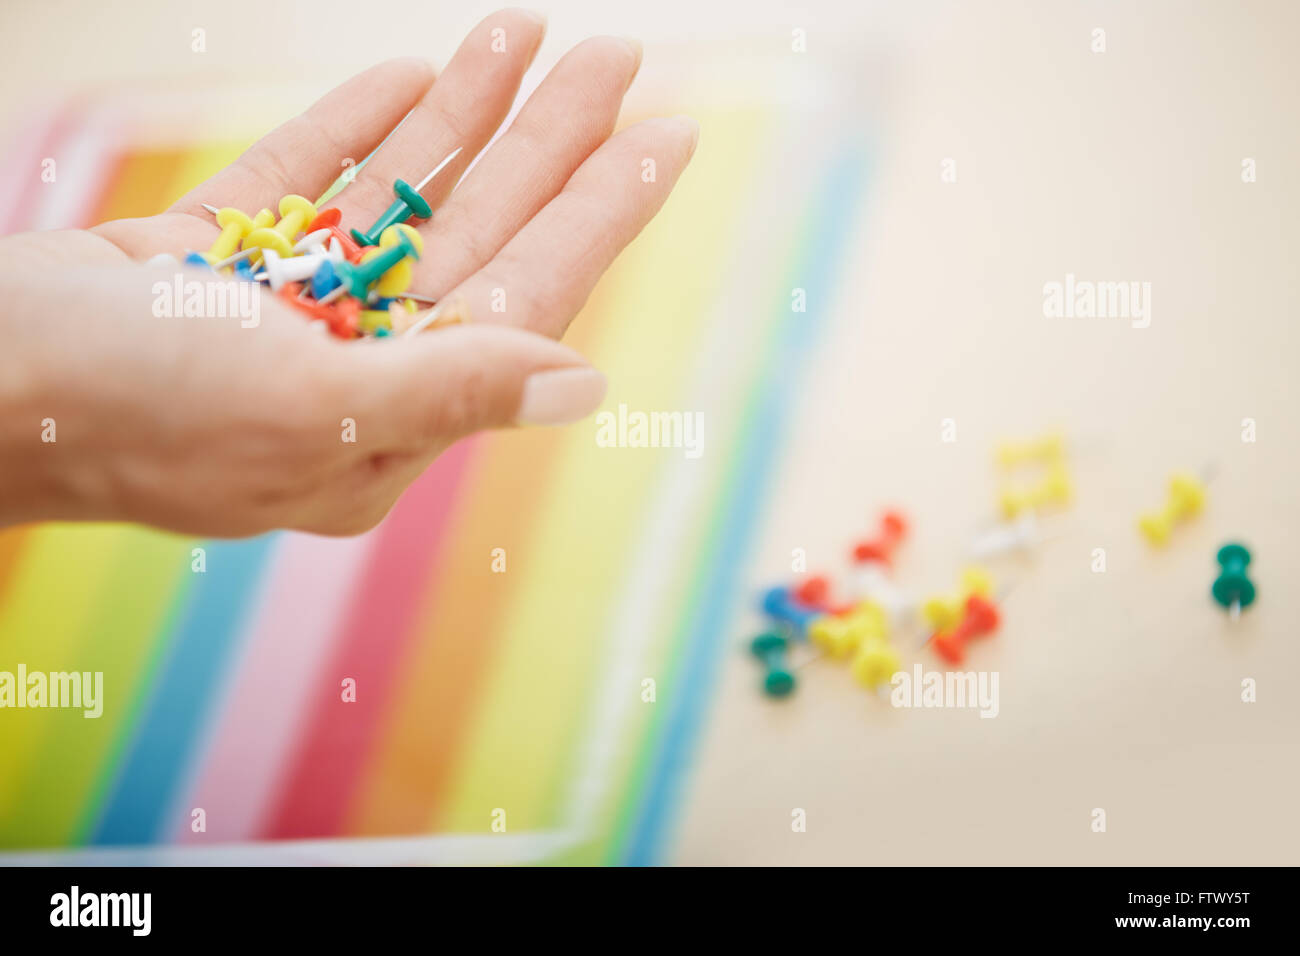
[[200, 203, 220, 216], [1229, 600, 1241, 622], [210, 247, 257, 270], [318, 285, 348, 306], [413, 146, 463, 192]]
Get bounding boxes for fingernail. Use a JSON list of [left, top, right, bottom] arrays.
[[673, 114, 700, 152], [621, 37, 644, 83], [516, 367, 607, 427]]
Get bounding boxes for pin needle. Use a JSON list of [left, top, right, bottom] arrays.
[[414, 147, 463, 192]]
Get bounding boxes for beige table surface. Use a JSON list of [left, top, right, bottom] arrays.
[[671, 0, 1299, 865]]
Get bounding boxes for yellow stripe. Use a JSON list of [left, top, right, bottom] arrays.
[[0, 526, 125, 823], [439, 110, 767, 833], [0, 528, 191, 847]]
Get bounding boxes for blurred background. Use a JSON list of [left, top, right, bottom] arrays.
[[0, 0, 1296, 865]]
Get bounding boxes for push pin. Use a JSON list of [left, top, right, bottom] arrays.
[[791, 575, 855, 616], [999, 462, 1072, 519], [351, 146, 462, 247], [750, 632, 795, 697], [851, 510, 908, 565], [850, 635, 901, 693], [931, 594, 1000, 665], [921, 566, 995, 634], [315, 226, 421, 302], [292, 228, 334, 256], [202, 207, 257, 265], [968, 512, 1069, 559], [848, 509, 910, 619], [242, 194, 320, 261], [760, 586, 820, 637], [1137, 471, 1206, 546], [306, 208, 364, 262], [254, 248, 340, 292], [1211, 543, 1256, 621], [995, 431, 1066, 469], [808, 600, 887, 659]]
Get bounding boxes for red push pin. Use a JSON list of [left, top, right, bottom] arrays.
[[791, 575, 856, 616], [278, 282, 361, 338], [852, 510, 908, 565], [931, 594, 1000, 665], [306, 208, 365, 263]]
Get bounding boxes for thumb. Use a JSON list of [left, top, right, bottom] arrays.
[[343, 323, 607, 446]]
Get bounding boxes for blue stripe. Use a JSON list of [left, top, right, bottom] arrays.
[[90, 536, 276, 845], [622, 145, 870, 865]]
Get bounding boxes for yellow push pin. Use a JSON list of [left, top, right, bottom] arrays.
[[999, 462, 1072, 518], [851, 637, 901, 692], [1137, 471, 1206, 546], [808, 600, 887, 659], [361, 224, 424, 298], [921, 566, 995, 633], [202, 207, 257, 265], [242, 195, 320, 262], [995, 431, 1066, 469]]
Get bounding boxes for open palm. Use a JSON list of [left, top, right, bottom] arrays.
[[0, 9, 696, 535]]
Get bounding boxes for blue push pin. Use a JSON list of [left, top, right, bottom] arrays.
[[182, 251, 212, 270], [760, 585, 819, 637]]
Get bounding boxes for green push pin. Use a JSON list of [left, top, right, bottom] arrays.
[[350, 146, 463, 247], [1212, 542, 1256, 620], [750, 632, 795, 698]]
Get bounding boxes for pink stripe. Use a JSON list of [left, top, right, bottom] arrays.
[[259, 442, 476, 839], [0, 100, 79, 233], [171, 532, 378, 843]]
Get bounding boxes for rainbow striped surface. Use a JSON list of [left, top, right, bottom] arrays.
[[0, 88, 869, 865]]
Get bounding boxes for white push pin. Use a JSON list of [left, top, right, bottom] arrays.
[[253, 248, 337, 292], [145, 253, 179, 268], [292, 228, 336, 257]]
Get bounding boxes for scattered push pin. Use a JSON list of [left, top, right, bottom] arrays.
[[808, 600, 887, 659], [999, 462, 1072, 519], [931, 594, 1000, 665], [848, 509, 910, 618], [1138, 471, 1207, 546], [1212, 542, 1255, 621], [968, 512, 1069, 559], [851, 510, 908, 565], [850, 635, 901, 694], [351, 146, 463, 247], [921, 566, 995, 635], [751, 632, 795, 697], [760, 585, 820, 637], [995, 431, 1066, 469]]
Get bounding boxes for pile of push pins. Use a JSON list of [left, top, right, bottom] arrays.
[[145, 148, 465, 339], [748, 432, 1258, 699]]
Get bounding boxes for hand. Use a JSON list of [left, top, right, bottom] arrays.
[[0, 9, 698, 536]]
